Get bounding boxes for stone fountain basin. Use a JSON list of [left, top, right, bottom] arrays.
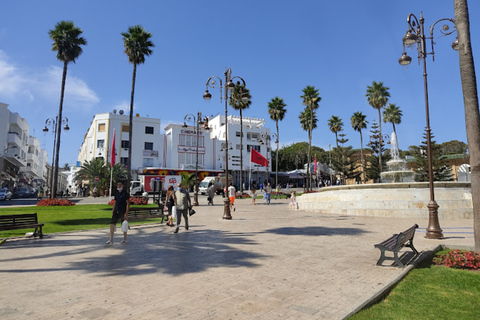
[[296, 182, 472, 219]]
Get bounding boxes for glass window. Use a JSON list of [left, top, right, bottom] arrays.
[[121, 124, 129, 132], [144, 142, 153, 150], [145, 126, 154, 134], [120, 157, 128, 166], [121, 140, 130, 149], [98, 123, 106, 132], [97, 140, 105, 148]]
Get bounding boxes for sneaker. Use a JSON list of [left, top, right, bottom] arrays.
[[174, 226, 179, 233], [120, 239, 128, 244], [105, 240, 113, 246], [185, 225, 189, 230]]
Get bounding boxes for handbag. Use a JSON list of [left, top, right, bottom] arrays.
[[189, 208, 196, 216], [171, 206, 177, 219], [121, 220, 129, 232]]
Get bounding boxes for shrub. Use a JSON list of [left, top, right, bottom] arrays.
[[433, 249, 480, 270], [108, 197, 148, 206], [37, 198, 75, 206]]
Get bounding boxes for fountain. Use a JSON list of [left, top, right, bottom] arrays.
[[380, 132, 415, 183]]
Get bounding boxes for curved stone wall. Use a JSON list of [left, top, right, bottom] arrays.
[[296, 182, 472, 220]]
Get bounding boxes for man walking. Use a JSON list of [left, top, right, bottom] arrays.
[[264, 182, 272, 205], [106, 181, 130, 245], [174, 182, 191, 233], [228, 183, 236, 212]]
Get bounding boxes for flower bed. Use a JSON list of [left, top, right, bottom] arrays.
[[108, 197, 148, 206], [37, 198, 75, 206], [433, 249, 480, 270]]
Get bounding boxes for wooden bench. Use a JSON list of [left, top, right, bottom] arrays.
[[374, 224, 419, 267], [128, 206, 169, 224], [0, 213, 44, 238]]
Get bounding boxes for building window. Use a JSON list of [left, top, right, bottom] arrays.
[[247, 145, 261, 152], [236, 131, 242, 137], [179, 134, 200, 147], [122, 124, 129, 132], [98, 123, 106, 132], [145, 126, 154, 134], [178, 153, 204, 167], [236, 144, 241, 150], [97, 140, 105, 148], [120, 157, 128, 166], [144, 142, 153, 150], [121, 140, 130, 149]]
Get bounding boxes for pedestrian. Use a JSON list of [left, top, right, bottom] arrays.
[[228, 182, 236, 212], [207, 182, 215, 206], [164, 185, 175, 227], [264, 183, 272, 205], [174, 183, 191, 233], [274, 184, 281, 199], [106, 181, 130, 245], [289, 191, 297, 209], [251, 184, 257, 205]]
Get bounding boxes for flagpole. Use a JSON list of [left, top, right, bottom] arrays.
[[109, 167, 113, 200], [249, 151, 252, 191]]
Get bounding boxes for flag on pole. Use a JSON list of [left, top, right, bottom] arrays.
[[314, 154, 317, 175], [251, 148, 268, 167], [111, 129, 116, 167]]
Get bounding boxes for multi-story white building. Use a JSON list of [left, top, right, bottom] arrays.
[[78, 111, 164, 180]]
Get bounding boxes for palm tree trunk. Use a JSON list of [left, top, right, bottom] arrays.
[[275, 120, 279, 188], [127, 63, 137, 190], [360, 131, 365, 184], [454, 0, 480, 251], [52, 61, 68, 199], [239, 108, 243, 194], [377, 108, 383, 178], [307, 127, 312, 192]]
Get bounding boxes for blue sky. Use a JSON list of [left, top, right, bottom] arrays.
[[1, 0, 478, 166]]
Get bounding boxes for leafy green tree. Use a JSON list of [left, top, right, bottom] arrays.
[[229, 84, 252, 194], [48, 21, 86, 199], [273, 142, 325, 173], [366, 120, 390, 182], [409, 131, 454, 182], [366, 81, 390, 176], [268, 97, 287, 188], [351, 111, 368, 183], [75, 160, 127, 195], [328, 115, 343, 148], [383, 103, 403, 135], [62, 163, 71, 171], [122, 25, 154, 186], [439, 140, 468, 155], [180, 172, 196, 191], [300, 86, 321, 191]]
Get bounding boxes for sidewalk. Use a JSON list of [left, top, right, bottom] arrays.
[[0, 196, 474, 319]]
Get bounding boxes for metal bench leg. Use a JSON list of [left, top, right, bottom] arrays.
[[393, 251, 404, 268], [376, 250, 387, 266]]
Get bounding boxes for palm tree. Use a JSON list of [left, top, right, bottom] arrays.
[[48, 21, 86, 199], [268, 97, 287, 189], [122, 25, 154, 188], [327, 115, 343, 148], [383, 103, 403, 135], [301, 86, 321, 192], [229, 84, 251, 194], [454, 0, 480, 251], [366, 81, 390, 176], [74, 158, 127, 193], [351, 111, 368, 184], [299, 108, 318, 190]]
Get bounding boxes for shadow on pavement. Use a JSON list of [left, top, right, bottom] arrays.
[[263, 226, 369, 236]]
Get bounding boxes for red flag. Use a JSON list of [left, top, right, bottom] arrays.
[[314, 154, 317, 174], [111, 129, 116, 167], [251, 148, 268, 167]]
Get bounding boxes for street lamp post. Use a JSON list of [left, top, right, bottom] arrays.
[[399, 12, 458, 239], [43, 116, 69, 199], [203, 68, 248, 219], [270, 133, 278, 188], [183, 112, 209, 206]]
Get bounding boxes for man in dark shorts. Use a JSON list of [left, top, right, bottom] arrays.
[[106, 181, 130, 245]]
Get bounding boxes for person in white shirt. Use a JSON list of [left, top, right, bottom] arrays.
[[228, 183, 236, 212]]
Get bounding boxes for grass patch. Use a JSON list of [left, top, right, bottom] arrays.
[[0, 204, 164, 238], [350, 249, 480, 319]]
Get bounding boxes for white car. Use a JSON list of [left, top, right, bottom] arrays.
[[0, 188, 13, 201]]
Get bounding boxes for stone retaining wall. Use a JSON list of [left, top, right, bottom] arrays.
[[296, 182, 472, 219]]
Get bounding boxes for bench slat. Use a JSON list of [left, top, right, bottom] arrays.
[[374, 224, 419, 267], [0, 213, 44, 238]]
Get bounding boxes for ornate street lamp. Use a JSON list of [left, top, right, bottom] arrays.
[[183, 112, 210, 206], [203, 68, 247, 219], [399, 12, 458, 239], [43, 116, 69, 199]]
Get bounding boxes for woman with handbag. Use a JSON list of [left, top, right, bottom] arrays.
[[164, 185, 176, 227]]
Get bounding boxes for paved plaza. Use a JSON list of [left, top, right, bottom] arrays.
[[0, 196, 475, 319]]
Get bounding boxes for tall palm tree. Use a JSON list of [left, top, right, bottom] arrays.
[[454, 0, 480, 250], [366, 81, 390, 176], [48, 21, 87, 199], [383, 103, 403, 135], [229, 84, 251, 194], [268, 97, 287, 188], [327, 115, 343, 148], [122, 25, 154, 188], [299, 108, 318, 190], [74, 158, 129, 193], [351, 111, 368, 184], [301, 86, 321, 192]]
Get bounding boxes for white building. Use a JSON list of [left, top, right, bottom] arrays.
[[78, 111, 164, 180]]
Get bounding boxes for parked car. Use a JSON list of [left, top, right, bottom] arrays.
[[14, 187, 30, 198], [0, 188, 13, 200]]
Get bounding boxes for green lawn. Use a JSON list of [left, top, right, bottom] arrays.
[[0, 204, 164, 238], [350, 249, 480, 319]]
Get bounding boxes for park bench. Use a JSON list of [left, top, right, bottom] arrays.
[[374, 224, 419, 268], [0, 213, 44, 238], [128, 206, 169, 224]]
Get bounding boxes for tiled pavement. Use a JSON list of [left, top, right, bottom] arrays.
[[0, 197, 474, 319]]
